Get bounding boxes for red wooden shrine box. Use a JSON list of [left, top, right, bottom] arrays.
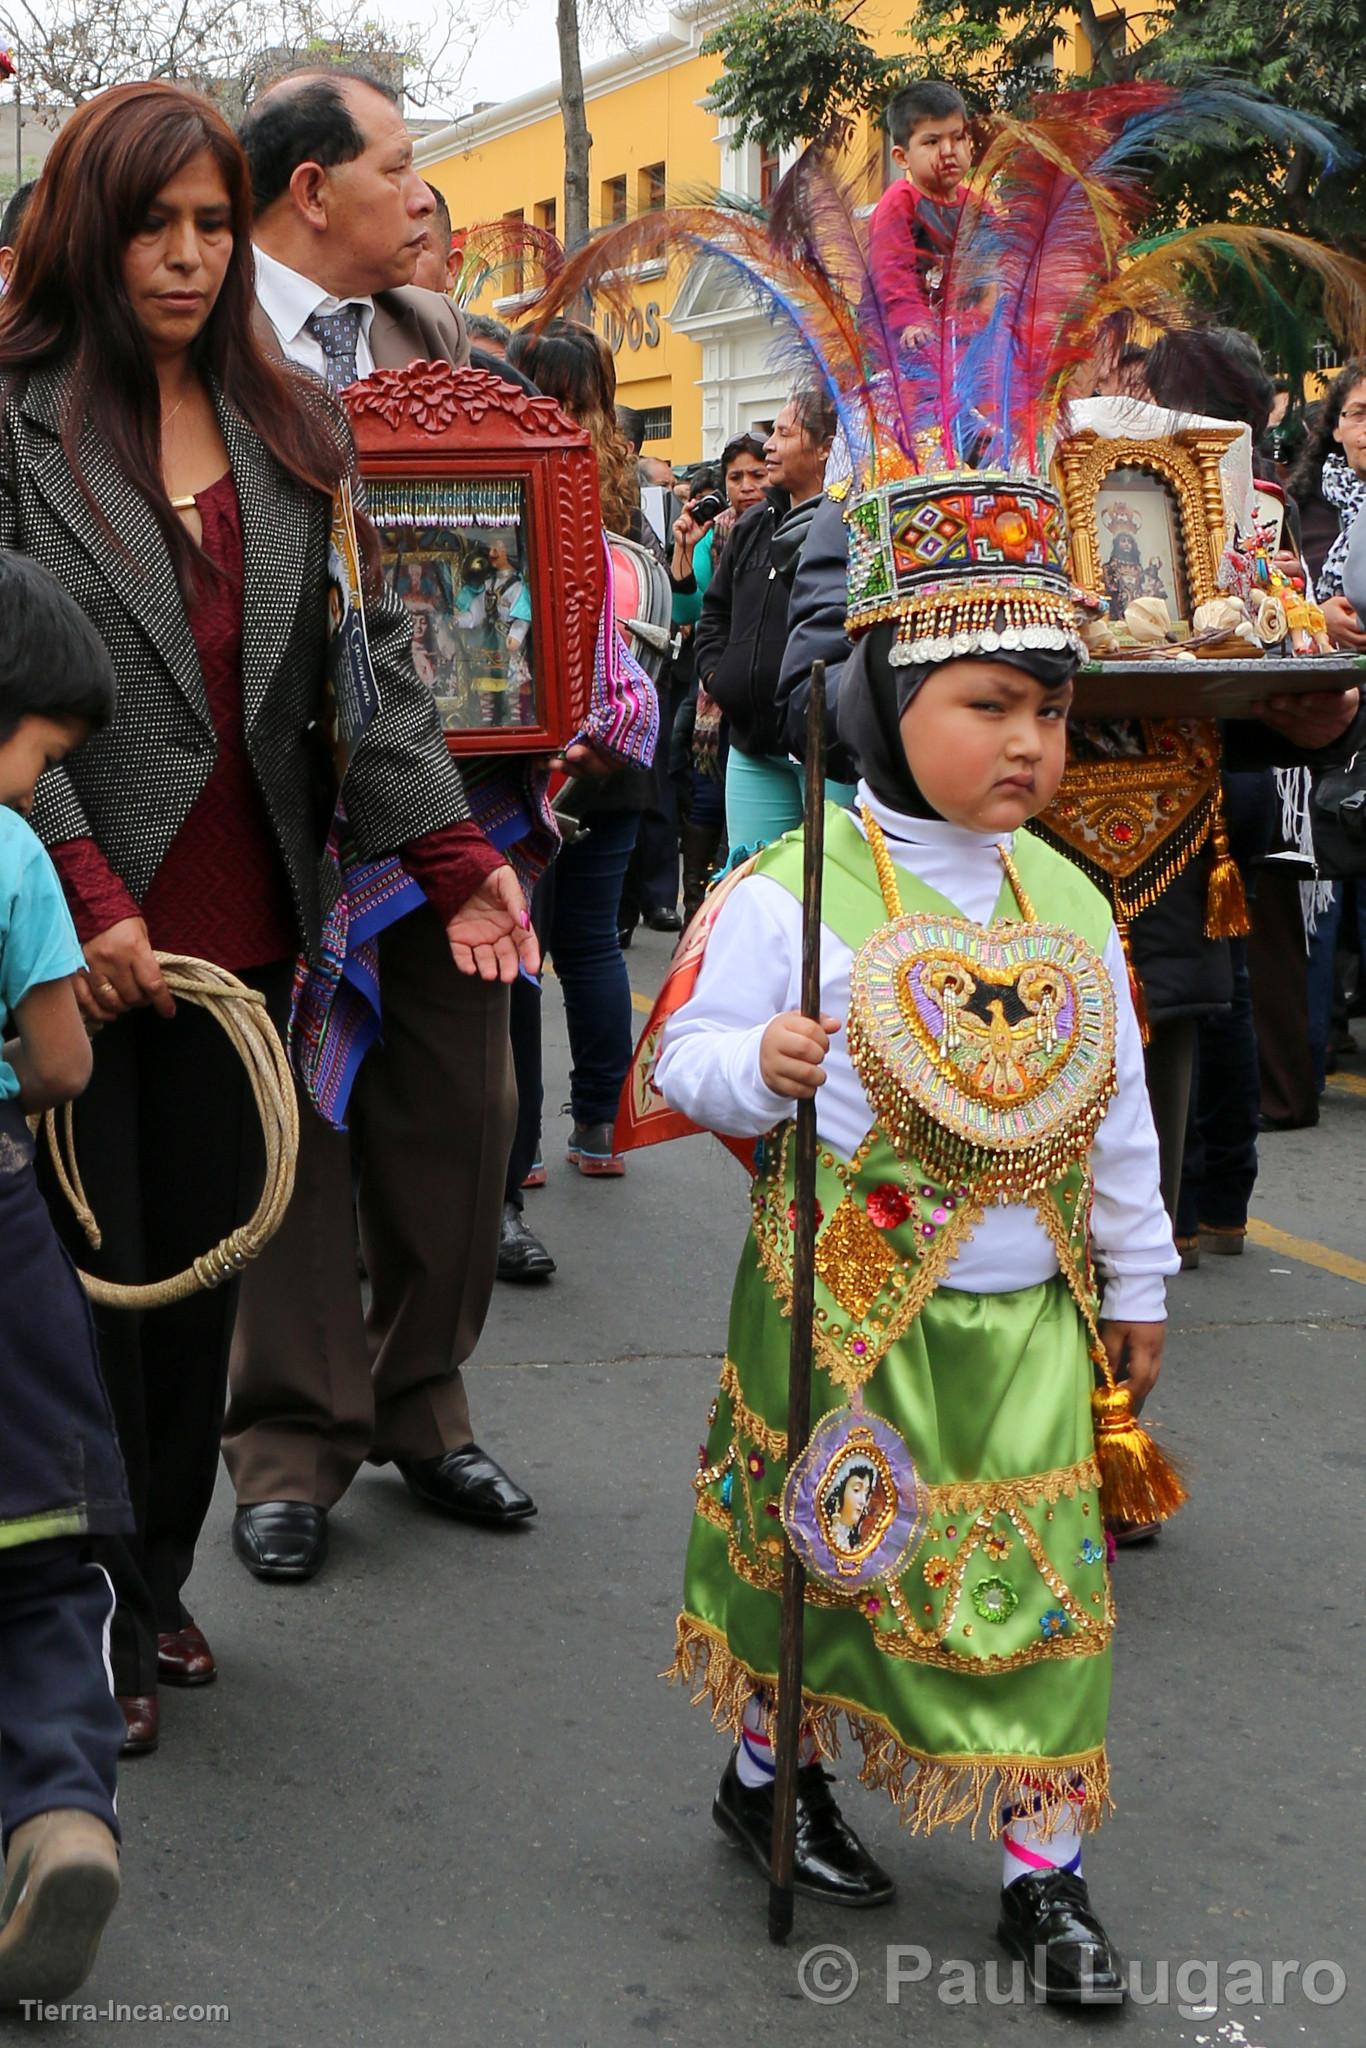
[[344, 360, 603, 755]]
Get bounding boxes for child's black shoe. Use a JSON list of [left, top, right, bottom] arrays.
[[997, 1868, 1126, 2004], [712, 1750, 896, 1907]]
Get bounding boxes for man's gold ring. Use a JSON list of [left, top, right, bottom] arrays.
[[98, 980, 117, 997]]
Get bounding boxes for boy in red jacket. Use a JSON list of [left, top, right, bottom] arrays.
[[869, 81, 973, 352]]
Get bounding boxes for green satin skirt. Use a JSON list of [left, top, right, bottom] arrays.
[[673, 1258, 1114, 1837]]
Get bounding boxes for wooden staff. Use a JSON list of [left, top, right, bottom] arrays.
[[768, 659, 827, 1945]]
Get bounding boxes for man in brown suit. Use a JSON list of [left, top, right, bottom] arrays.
[[224, 69, 537, 1579]]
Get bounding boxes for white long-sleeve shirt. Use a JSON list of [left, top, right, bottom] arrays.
[[656, 786, 1179, 1323]]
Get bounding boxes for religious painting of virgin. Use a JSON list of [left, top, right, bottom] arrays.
[[371, 479, 537, 734], [1096, 467, 1190, 627]]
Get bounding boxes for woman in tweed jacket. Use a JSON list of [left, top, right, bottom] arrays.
[[0, 83, 533, 1747]]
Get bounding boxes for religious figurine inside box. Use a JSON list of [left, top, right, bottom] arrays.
[[1055, 425, 1247, 656], [1056, 417, 1333, 675], [343, 361, 604, 753]]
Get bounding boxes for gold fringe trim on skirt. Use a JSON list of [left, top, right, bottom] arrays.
[[665, 1613, 1112, 1841]]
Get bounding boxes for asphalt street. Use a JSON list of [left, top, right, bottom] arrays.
[[24, 924, 1366, 2048]]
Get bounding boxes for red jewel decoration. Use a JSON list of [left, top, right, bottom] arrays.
[[866, 1182, 911, 1230], [787, 1198, 825, 1230]]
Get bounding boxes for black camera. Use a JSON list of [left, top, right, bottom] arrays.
[[688, 491, 726, 528]]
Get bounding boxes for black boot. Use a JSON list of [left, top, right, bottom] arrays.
[[997, 1870, 1126, 2004], [680, 818, 720, 927], [711, 1751, 896, 1907]]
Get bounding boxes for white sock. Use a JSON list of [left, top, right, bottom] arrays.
[[736, 1693, 817, 1787], [1001, 1800, 1084, 1888]]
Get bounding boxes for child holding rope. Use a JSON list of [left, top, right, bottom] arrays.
[[0, 554, 129, 2004]]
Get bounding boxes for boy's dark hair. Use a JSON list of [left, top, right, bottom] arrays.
[[239, 71, 400, 215], [887, 82, 967, 150], [0, 555, 117, 741], [0, 179, 35, 249]]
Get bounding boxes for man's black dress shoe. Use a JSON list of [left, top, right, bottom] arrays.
[[497, 1201, 556, 1283], [712, 1751, 896, 1907], [231, 1503, 328, 1581], [997, 1870, 1126, 2004], [396, 1446, 537, 1526], [645, 906, 683, 933]]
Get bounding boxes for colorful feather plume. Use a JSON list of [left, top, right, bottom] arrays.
[[451, 217, 565, 308], [525, 81, 1366, 485]]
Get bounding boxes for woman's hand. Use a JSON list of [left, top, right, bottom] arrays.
[[79, 918, 175, 1025], [1099, 1320, 1166, 1410], [672, 509, 704, 554], [1321, 594, 1366, 652], [444, 864, 541, 983], [551, 739, 617, 778], [759, 1010, 840, 1098]]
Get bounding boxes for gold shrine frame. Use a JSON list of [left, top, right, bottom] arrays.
[[1054, 427, 1243, 634]]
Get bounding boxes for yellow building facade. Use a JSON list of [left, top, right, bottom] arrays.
[[415, 4, 1120, 463]]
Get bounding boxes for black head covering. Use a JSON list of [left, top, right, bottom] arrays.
[[835, 622, 1079, 819]]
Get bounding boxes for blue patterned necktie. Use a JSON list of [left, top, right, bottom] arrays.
[[305, 304, 365, 393]]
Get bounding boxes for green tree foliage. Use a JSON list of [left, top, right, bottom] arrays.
[[702, 0, 910, 147], [703, 0, 1366, 360]]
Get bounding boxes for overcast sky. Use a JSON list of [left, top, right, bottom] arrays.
[[405, 1, 670, 122]]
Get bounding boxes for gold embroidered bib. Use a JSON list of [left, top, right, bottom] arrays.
[[847, 811, 1118, 1205]]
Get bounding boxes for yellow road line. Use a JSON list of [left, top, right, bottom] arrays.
[[1245, 1219, 1366, 1287], [1327, 1070, 1366, 1099], [631, 990, 653, 1015]]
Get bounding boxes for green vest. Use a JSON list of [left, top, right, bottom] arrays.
[[747, 806, 1114, 1391]]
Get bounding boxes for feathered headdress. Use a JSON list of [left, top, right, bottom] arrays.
[[528, 83, 1366, 666], [450, 216, 565, 310]]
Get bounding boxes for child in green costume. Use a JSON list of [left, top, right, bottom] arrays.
[[655, 592, 1178, 2002]]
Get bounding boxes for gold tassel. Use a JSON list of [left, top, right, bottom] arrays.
[[1114, 913, 1150, 1046], [1204, 798, 1251, 940], [1091, 1383, 1188, 1524]]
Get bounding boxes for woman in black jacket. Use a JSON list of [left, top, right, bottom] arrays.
[[694, 392, 853, 849]]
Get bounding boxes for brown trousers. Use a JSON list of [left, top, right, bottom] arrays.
[[222, 906, 516, 1508]]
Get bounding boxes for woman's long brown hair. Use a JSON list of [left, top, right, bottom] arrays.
[[0, 81, 348, 580], [506, 318, 639, 535]]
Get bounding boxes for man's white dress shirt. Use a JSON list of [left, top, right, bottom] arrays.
[[252, 244, 378, 378]]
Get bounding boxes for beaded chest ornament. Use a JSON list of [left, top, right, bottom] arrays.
[[780, 810, 1121, 1591], [846, 810, 1117, 1203]]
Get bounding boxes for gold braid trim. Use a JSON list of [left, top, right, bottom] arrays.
[[931, 1456, 1103, 1514], [716, 1359, 1104, 1512], [994, 841, 1038, 921], [665, 1615, 1113, 1838], [717, 1357, 788, 1459], [1032, 1192, 1110, 1375], [752, 1128, 989, 1392], [698, 1503, 1115, 1665]]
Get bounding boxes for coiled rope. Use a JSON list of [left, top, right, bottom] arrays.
[[43, 954, 298, 1310]]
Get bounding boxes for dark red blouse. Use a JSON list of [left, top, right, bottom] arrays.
[[52, 474, 502, 960], [139, 472, 297, 969]]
